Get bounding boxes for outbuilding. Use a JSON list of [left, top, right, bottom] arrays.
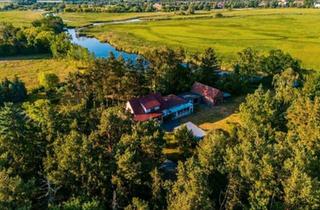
[[175, 122, 206, 139], [191, 82, 224, 106]]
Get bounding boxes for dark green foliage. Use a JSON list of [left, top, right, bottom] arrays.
[[0, 77, 27, 105], [168, 158, 213, 210], [113, 121, 164, 208], [0, 17, 90, 60], [173, 126, 196, 159], [0, 170, 35, 210], [146, 47, 192, 94], [192, 47, 220, 87], [32, 15, 65, 34], [0, 22, 54, 56], [260, 49, 301, 76]]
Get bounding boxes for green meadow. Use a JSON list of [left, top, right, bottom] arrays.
[[0, 10, 43, 26], [83, 8, 320, 70]]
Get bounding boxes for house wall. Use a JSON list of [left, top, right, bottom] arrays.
[[173, 106, 193, 119], [126, 102, 134, 114]]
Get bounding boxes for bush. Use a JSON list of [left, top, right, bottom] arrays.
[[215, 13, 224, 18], [38, 72, 60, 90]]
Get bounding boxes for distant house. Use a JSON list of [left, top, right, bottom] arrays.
[[37, 0, 63, 3], [126, 93, 193, 122], [153, 3, 162, 11], [175, 122, 206, 139], [294, 0, 304, 7], [191, 82, 224, 106], [278, 0, 288, 6]]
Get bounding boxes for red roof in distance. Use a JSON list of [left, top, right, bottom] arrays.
[[191, 82, 223, 105]]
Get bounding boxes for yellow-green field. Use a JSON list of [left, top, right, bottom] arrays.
[[83, 8, 320, 70], [0, 56, 78, 90], [0, 10, 43, 26]]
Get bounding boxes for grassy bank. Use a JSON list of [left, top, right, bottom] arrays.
[[0, 56, 79, 90], [83, 8, 320, 70]]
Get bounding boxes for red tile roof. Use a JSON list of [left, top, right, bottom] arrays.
[[139, 94, 161, 110], [162, 94, 187, 109], [191, 82, 223, 105], [128, 93, 189, 122]]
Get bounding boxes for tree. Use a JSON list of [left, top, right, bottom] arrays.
[[260, 49, 301, 76], [38, 72, 60, 90], [0, 77, 27, 105], [113, 121, 164, 209], [193, 48, 220, 86], [146, 47, 191, 94], [0, 103, 43, 177], [32, 16, 65, 34], [168, 158, 213, 210], [304, 0, 315, 8], [46, 130, 114, 204], [125, 198, 149, 210], [50, 33, 71, 58], [0, 103, 45, 209], [98, 107, 132, 152], [303, 73, 320, 100], [234, 48, 261, 77], [0, 170, 35, 210], [273, 68, 300, 104], [173, 126, 196, 159], [187, 3, 195, 14]]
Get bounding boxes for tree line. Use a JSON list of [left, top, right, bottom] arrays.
[[1, 0, 318, 14]]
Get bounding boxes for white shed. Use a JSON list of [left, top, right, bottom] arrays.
[[175, 122, 206, 139]]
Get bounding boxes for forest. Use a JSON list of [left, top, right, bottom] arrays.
[[0, 14, 320, 210]]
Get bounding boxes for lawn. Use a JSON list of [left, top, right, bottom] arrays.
[[84, 8, 320, 70], [0, 10, 43, 26], [180, 96, 244, 132], [0, 55, 79, 90]]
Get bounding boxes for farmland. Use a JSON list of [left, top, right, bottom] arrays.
[[83, 8, 320, 70]]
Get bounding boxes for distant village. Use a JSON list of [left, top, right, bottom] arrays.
[[1, 0, 320, 8]]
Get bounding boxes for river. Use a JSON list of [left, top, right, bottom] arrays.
[[66, 19, 142, 61]]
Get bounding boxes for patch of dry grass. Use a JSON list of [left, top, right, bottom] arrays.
[[181, 96, 244, 132], [0, 56, 80, 90]]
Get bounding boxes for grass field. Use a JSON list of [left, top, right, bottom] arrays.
[[0, 10, 43, 26], [83, 8, 320, 70], [0, 56, 79, 90]]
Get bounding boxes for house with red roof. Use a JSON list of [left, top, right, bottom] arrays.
[[126, 93, 193, 122], [191, 82, 223, 106]]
